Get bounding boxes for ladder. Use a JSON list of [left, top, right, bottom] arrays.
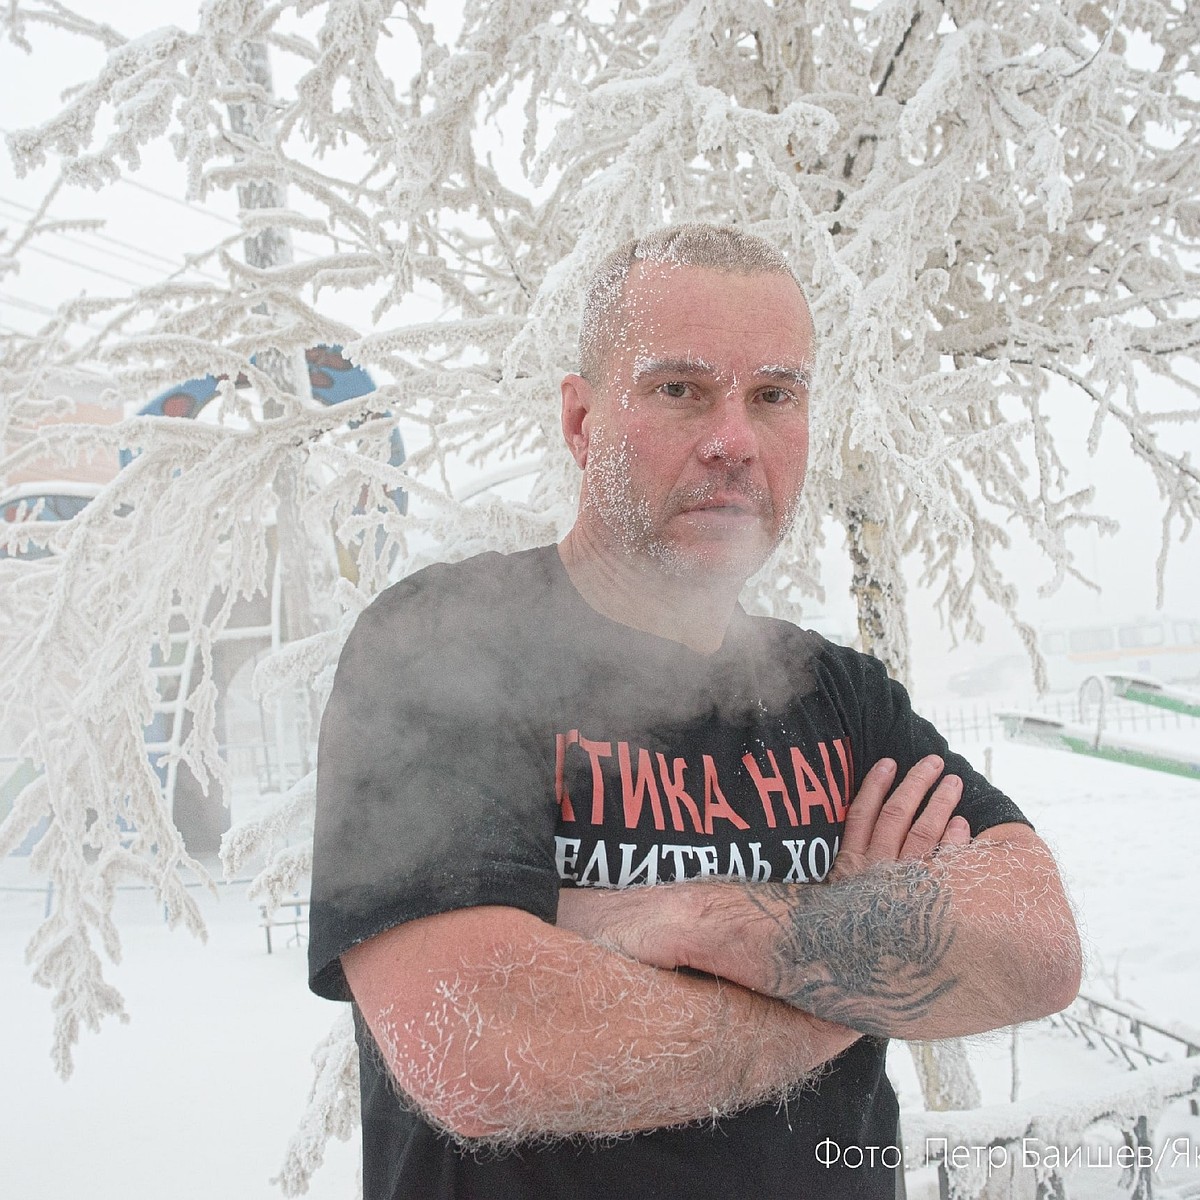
[[146, 554, 285, 817]]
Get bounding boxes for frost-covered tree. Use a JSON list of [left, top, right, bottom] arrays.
[[1, 0, 1198, 1190]]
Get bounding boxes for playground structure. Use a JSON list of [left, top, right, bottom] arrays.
[[923, 674, 1200, 1197], [998, 674, 1200, 782], [0, 347, 405, 852]]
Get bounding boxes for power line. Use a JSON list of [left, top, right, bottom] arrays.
[[0, 197, 227, 285], [0, 125, 327, 262], [118, 175, 244, 230], [116, 176, 333, 263], [0, 193, 183, 264], [20, 243, 145, 288], [0, 291, 56, 315], [0, 126, 246, 235], [0, 291, 104, 331], [0, 193, 226, 280]]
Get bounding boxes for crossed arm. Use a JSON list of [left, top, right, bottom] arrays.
[[344, 904, 860, 1143], [342, 755, 1081, 1144], [557, 756, 1082, 1041]]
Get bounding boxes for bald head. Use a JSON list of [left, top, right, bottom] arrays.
[[578, 224, 809, 384]]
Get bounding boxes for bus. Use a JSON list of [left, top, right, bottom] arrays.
[[1040, 616, 1200, 693]]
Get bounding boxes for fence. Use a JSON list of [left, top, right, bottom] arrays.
[[913, 993, 1200, 1199], [1051, 991, 1200, 1073], [911, 1055, 1200, 1200], [922, 694, 1200, 748]]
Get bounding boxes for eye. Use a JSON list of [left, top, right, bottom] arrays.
[[658, 381, 692, 400], [759, 387, 794, 405]]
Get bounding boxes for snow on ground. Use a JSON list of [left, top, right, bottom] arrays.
[[3, 733, 1198, 1199], [894, 737, 1200, 1198], [0, 862, 359, 1200], [973, 739, 1199, 1032]]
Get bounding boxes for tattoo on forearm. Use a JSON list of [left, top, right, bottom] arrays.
[[746, 862, 958, 1037]]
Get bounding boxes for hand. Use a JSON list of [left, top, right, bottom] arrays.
[[829, 754, 970, 882], [556, 883, 684, 969], [557, 754, 971, 964]]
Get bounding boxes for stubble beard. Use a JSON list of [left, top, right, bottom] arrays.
[[583, 430, 797, 583]]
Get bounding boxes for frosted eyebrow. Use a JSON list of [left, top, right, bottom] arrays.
[[631, 357, 813, 390], [756, 364, 814, 390], [632, 356, 719, 382]]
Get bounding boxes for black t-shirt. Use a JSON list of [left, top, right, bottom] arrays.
[[309, 545, 1029, 1199]]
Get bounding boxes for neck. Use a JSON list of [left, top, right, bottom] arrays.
[[557, 527, 742, 655]]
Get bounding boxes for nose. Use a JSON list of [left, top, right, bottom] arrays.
[[698, 394, 758, 464]]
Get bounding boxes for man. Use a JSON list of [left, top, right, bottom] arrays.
[[309, 224, 1081, 1198]]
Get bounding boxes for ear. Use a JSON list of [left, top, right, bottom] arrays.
[[560, 373, 595, 469]]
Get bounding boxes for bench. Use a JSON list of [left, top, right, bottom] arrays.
[[260, 897, 309, 953]]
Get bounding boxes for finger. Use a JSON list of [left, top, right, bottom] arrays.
[[898, 773, 963, 859], [840, 757, 897, 859], [940, 815, 972, 847], [867, 755, 944, 862]]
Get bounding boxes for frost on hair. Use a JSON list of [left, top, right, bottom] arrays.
[[356, 932, 826, 1152], [749, 835, 1082, 1038], [577, 223, 809, 383]]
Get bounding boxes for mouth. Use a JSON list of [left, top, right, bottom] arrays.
[[684, 491, 761, 515], [679, 497, 764, 530]]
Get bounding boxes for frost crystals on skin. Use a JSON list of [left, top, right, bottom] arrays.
[[362, 936, 822, 1150], [743, 839, 1082, 1038], [0, 1, 1195, 1192]]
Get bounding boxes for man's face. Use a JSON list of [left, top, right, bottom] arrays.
[[567, 262, 814, 582]]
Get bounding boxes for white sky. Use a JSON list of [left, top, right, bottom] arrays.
[[1, 13, 1198, 1188], [1, 3, 1197, 698]]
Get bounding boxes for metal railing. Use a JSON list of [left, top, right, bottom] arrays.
[[1052, 991, 1200, 1076], [912, 1058, 1200, 1200], [913, 993, 1200, 1199], [923, 695, 1200, 747]]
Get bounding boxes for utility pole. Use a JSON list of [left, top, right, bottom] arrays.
[[226, 37, 332, 777]]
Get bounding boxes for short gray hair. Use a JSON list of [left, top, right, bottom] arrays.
[[577, 223, 806, 381]]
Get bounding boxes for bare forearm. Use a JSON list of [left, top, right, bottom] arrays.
[[730, 836, 1080, 1037], [344, 908, 859, 1146], [565, 831, 1081, 1040]]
